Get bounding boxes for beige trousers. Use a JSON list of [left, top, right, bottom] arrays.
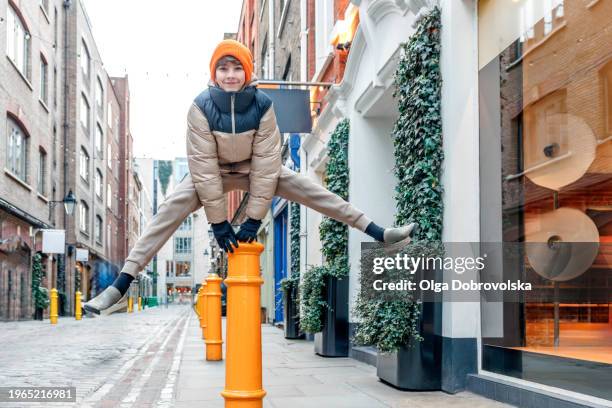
[[122, 166, 372, 277]]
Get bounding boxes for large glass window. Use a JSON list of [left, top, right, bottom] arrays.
[[478, 0, 612, 400], [95, 169, 103, 199], [80, 94, 90, 133], [95, 215, 102, 243], [80, 40, 90, 79], [107, 183, 112, 209], [178, 216, 192, 231], [96, 77, 103, 111], [175, 261, 191, 277], [95, 123, 103, 157], [6, 118, 28, 181], [174, 237, 192, 254], [6, 5, 30, 80], [37, 148, 46, 195], [79, 147, 89, 182], [40, 56, 48, 104], [79, 200, 89, 233]]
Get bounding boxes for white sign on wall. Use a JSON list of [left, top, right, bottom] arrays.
[[76, 248, 89, 262], [42, 229, 65, 254]]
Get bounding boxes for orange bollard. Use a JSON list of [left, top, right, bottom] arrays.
[[205, 273, 223, 361], [221, 242, 266, 408], [198, 282, 208, 339]]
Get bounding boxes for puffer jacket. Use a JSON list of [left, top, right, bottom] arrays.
[[186, 78, 282, 224]]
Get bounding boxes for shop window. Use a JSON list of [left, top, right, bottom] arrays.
[[479, 0, 612, 399]]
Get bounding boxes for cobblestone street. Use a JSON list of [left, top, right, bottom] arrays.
[[0, 305, 190, 408], [0, 305, 511, 408]]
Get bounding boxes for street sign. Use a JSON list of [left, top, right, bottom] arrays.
[[258, 88, 312, 134], [42, 229, 65, 254], [76, 248, 89, 262]]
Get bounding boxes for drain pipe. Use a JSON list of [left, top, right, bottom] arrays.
[[268, 0, 275, 78]]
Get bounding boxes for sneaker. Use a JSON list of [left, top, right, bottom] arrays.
[[82, 286, 123, 315]]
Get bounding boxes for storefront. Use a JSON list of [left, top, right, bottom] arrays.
[[475, 0, 612, 404]]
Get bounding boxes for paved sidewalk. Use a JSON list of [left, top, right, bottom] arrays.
[[176, 315, 511, 408]]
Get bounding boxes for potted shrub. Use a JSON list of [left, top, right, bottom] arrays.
[[279, 274, 304, 339], [298, 119, 351, 357], [354, 241, 443, 390]]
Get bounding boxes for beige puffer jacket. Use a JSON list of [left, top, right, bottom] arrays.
[[186, 79, 282, 224]]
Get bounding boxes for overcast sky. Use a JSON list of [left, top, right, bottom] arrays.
[[82, 0, 243, 159]]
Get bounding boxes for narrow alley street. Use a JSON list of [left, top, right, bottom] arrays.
[[0, 305, 511, 408]]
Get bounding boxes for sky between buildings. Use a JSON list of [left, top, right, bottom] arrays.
[[82, 0, 243, 159]]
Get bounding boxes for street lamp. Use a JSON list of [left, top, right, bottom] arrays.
[[62, 190, 76, 216], [48, 190, 77, 218]]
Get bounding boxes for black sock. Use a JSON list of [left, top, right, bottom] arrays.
[[365, 222, 385, 242], [111, 272, 135, 296]]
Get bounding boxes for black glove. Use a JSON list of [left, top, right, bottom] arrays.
[[235, 218, 262, 243], [211, 221, 239, 253]]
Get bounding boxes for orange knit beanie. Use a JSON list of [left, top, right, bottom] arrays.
[[209, 39, 254, 84]]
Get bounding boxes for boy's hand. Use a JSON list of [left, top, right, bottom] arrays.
[[235, 218, 262, 243], [211, 221, 239, 253]]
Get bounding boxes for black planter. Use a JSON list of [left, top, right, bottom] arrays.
[[283, 285, 304, 339], [376, 301, 442, 390], [314, 275, 349, 357]]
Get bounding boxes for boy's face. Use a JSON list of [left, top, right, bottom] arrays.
[[215, 60, 246, 92]]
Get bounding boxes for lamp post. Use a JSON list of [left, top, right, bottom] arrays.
[[48, 190, 77, 316]]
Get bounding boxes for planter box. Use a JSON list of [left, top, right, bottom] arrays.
[[314, 275, 349, 357], [376, 301, 442, 390], [283, 285, 305, 339]]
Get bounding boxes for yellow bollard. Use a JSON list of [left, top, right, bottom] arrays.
[[128, 296, 133, 313], [197, 284, 208, 339], [205, 273, 223, 361], [138, 296, 142, 311], [221, 242, 266, 408], [75, 291, 82, 321], [195, 287, 203, 318], [50, 288, 58, 325]]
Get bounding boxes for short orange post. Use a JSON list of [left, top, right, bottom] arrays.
[[205, 273, 223, 361], [198, 282, 208, 339], [221, 242, 266, 408]]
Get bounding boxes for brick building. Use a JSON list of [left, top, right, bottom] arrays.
[[0, 0, 64, 320], [0, 0, 137, 320]]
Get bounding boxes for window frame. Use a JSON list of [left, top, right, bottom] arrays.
[[80, 93, 90, 134], [79, 200, 89, 234], [6, 116, 29, 182], [95, 168, 103, 199], [95, 214, 103, 244], [80, 39, 90, 80], [39, 54, 48, 105], [79, 147, 90, 183], [6, 4, 31, 81], [37, 147, 47, 195]]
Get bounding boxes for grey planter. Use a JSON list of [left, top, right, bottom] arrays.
[[314, 275, 349, 357], [376, 301, 442, 390], [283, 285, 304, 339]]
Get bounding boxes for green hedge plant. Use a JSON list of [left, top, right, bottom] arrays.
[[352, 7, 443, 353], [299, 119, 350, 333]]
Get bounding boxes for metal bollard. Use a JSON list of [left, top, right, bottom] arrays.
[[128, 296, 133, 313], [221, 242, 266, 408], [205, 273, 223, 361], [50, 288, 58, 325], [138, 296, 142, 312], [197, 283, 208, 339], [75, 291, 82, 321]]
